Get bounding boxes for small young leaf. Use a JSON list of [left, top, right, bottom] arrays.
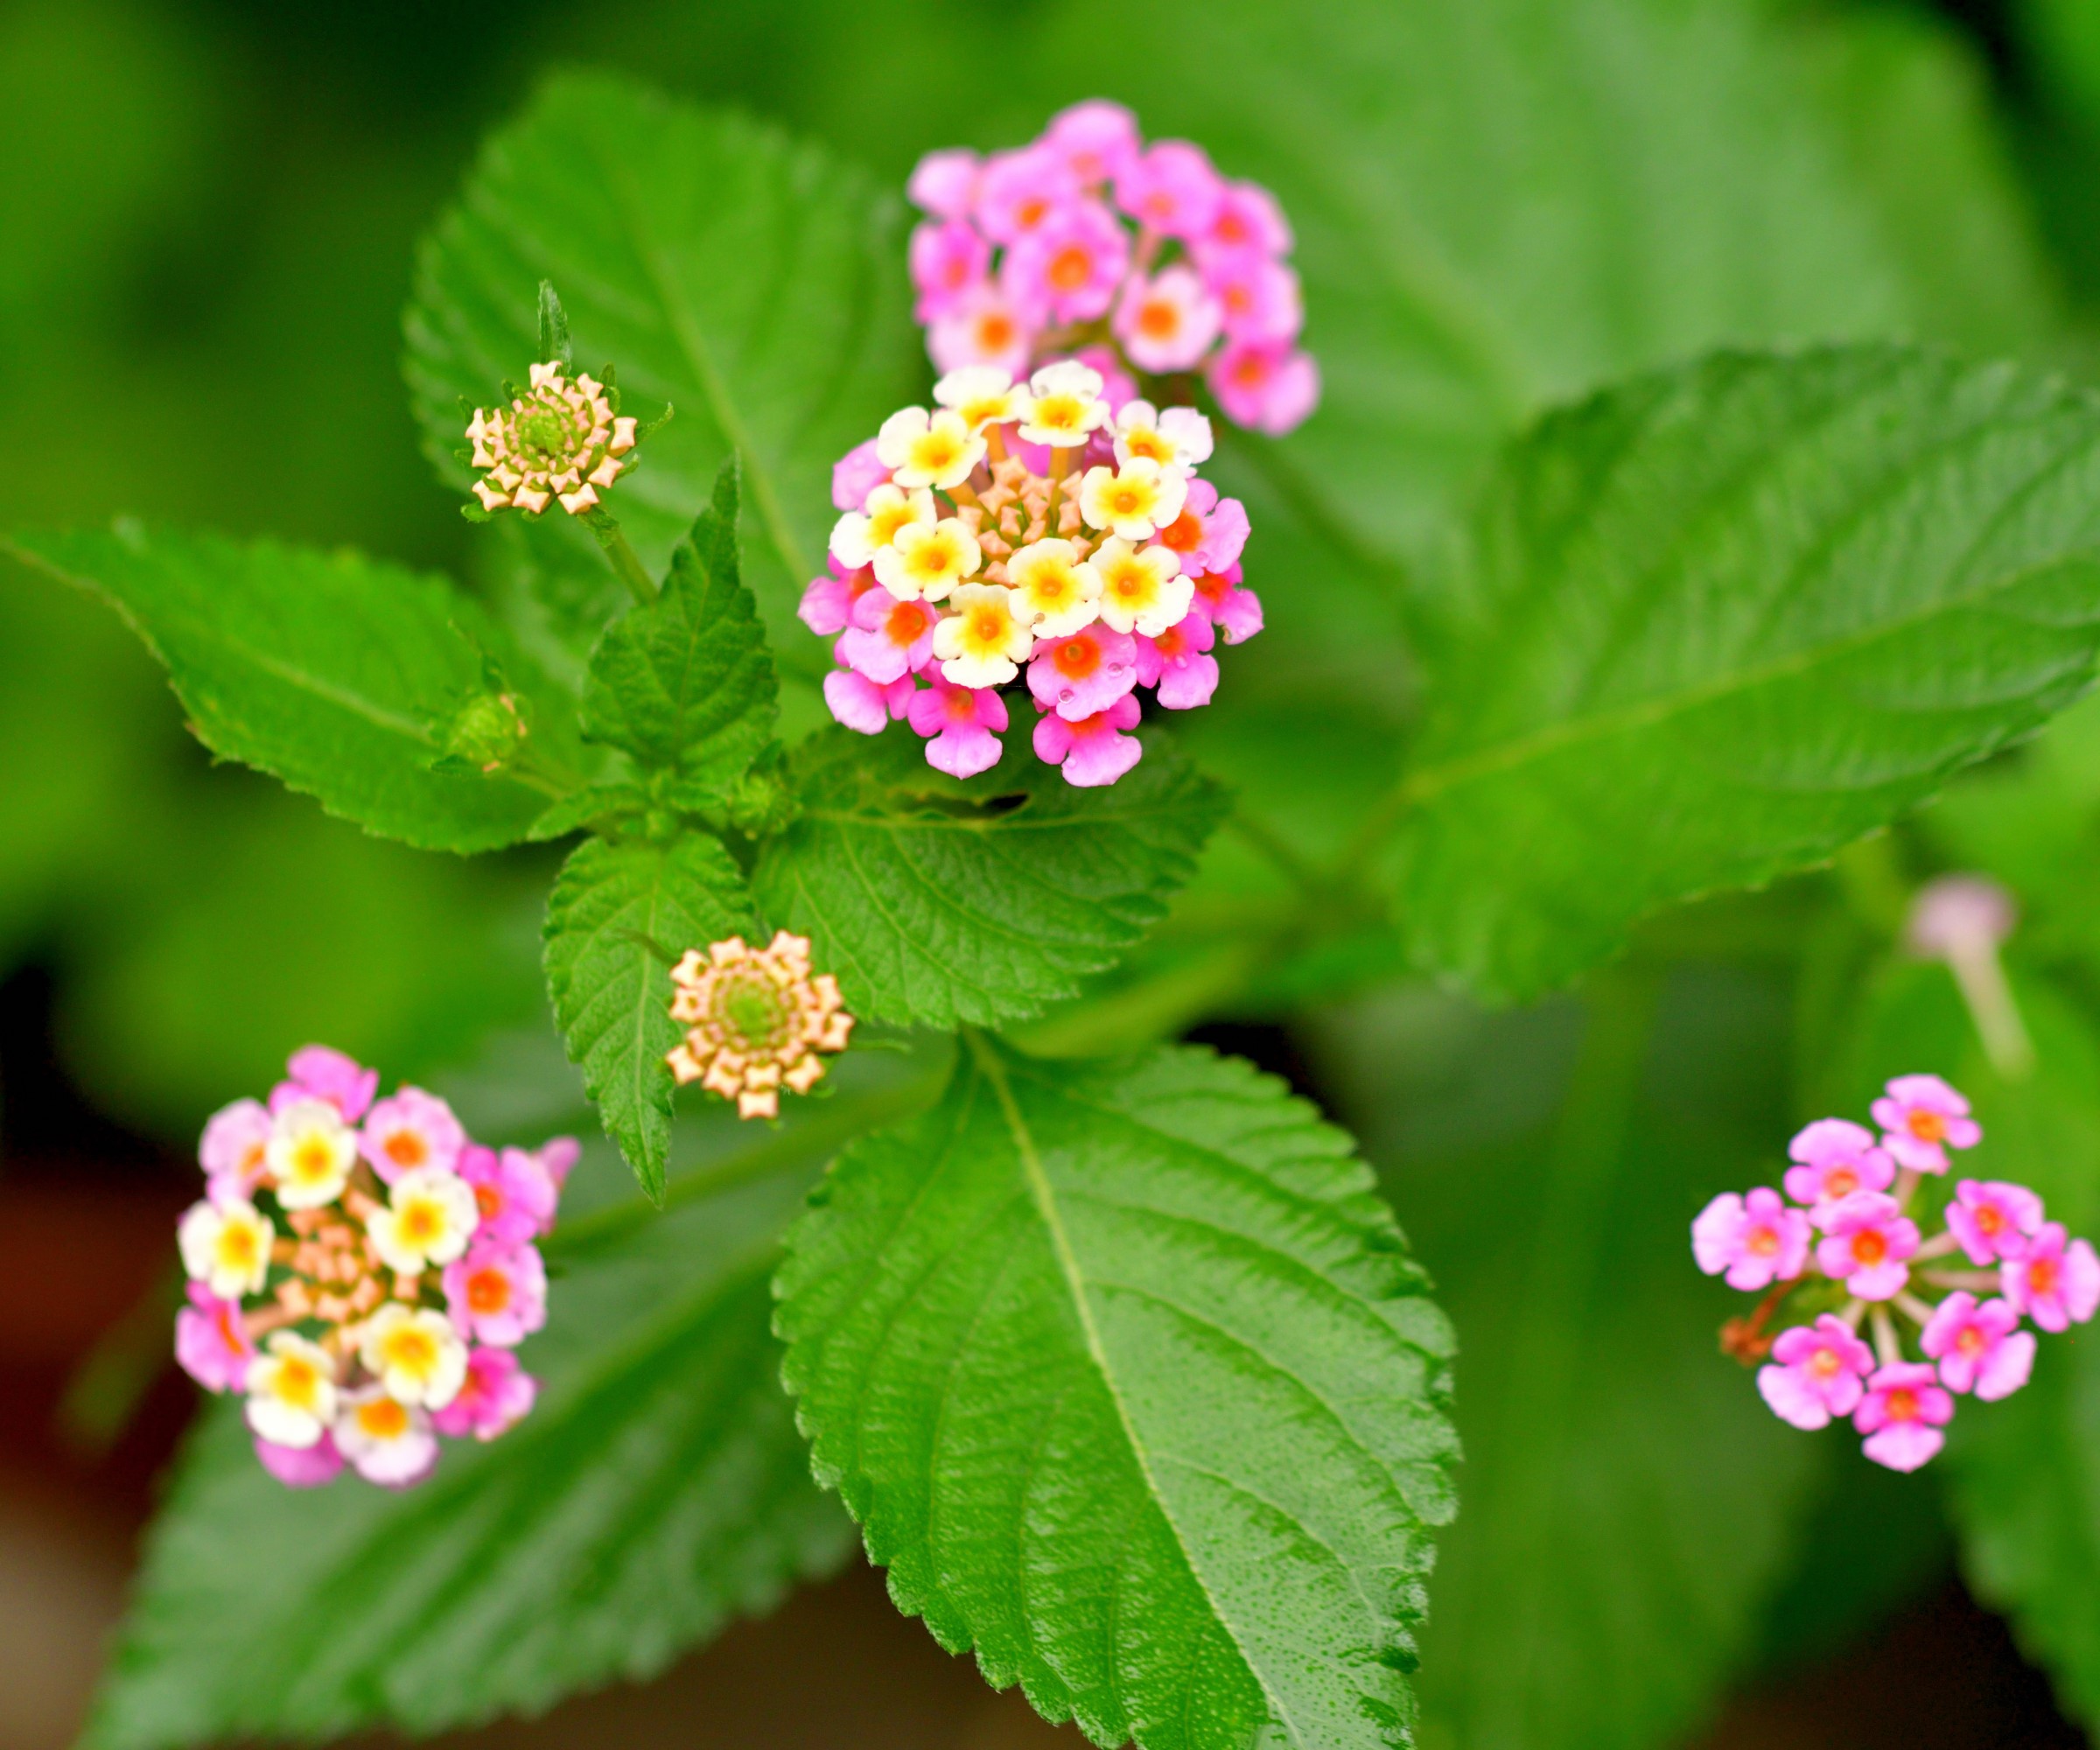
[[777, 1038, 1458, 1750], [581, 458, 776, 790], [536, 277, 573, 373], [543, 833, 756, 1200], [1390, 345, 2100, 1002], [752, 727, 1228, 1031], [80, 1135, 863, 1750], [6, 525, 583, 854]]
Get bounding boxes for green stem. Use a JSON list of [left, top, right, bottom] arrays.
[[597, 523, 659, 606], [544, 1049, 952, 1257]]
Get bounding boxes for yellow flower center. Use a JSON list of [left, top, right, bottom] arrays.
[[290, 1136, 338, 1185], [276, 1355, 321, 1410], [383, 1326, 438, 1377]]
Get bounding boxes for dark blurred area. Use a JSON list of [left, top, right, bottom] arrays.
[[4, 0, 2100, 1745]]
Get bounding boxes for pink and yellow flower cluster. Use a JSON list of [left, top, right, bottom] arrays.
[[173, 1046, 576, 1488], [802, 360, 1262, 787], [1693, 1074, 2097, 1472], [907, 102, 1317, 436]]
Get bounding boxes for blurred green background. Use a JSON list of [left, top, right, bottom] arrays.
[[10, 1, 2100, 1747]]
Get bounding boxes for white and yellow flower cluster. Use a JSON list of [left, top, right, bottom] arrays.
[[172, 1046, 572, 1489], [807, 360, 1256, 785]]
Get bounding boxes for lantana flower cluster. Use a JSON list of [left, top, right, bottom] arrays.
[[667, 930, 854, 1119], [1693, 1074, 2099, 1472], [907, 101, 1318, 435], [802, 360, 1262, 787], [467, 361, 638, 516], [174, 1046, 577, 1488]]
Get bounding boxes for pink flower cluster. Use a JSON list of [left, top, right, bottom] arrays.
[[173, 1046, 577, 1489], [802, 360, 1262, 787], [907, 101, 1318, 436], [1693, 1074, 2097, 1472]]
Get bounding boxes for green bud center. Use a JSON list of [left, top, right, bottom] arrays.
[[519, 406, 572, 459], [719, 976, 788, 1051]]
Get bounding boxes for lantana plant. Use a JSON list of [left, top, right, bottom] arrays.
[[19, 53, 2100, 1750]]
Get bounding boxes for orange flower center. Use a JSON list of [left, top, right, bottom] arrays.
[[1053, 637, 1101, 680], [1852, 1230, 1887, 1266], [1748, 1227, 1779, 1256], [357, 1396, 410, 1439], [1976, 1205, 2003, 1234], [467, 1267, 511, 1315], [1956, 1326, 1986, 1356], [1908, 1110, 1948, 1143], [2031, 1259, 2059, 1296], [1886, 1389, 1917, 1420], [1824, 1167, 1858, 1199], [978, 312, 1016, 350], [1017, 195, 1050, 229], [1049, 245, 1092, 292], [384, 1130, 427, 1169], [1809, 1348, 1840, 1378], [1159, 510, 1202, 552], [1137, 299, 1180, 340], [475, 1183, 503, 1221], [887, 600, 934, 642]]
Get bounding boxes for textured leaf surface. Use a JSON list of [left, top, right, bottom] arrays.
[[77, 1054, 970, 1750], [543, 833, 755, 1199], [5, 525, 578, 853], [1030, 0, 2054, 573], [582, 459, 776, 788], [1389, 346, 2100, 1002], [753, 728, 1228, 1031], [1314, 970, 1820, 1750], [777, 1039, 1459, 1750], [404, 71, 918, 676]]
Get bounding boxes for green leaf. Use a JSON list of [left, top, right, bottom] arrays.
[[776, 1038, 1458, 1750], [582, 458, 776, 788], [4, 524, 582, 854], [1026, 0, 2058, 576], [1311, 970, 1822, 1750], [543, 832, 756, 1200], [404, 70, 919, 682], [753, 726, 1228, 1031], [1387, 345, 2100, 1003], [77, 1076, 943, 1750]]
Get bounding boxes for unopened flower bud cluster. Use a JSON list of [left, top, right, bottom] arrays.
[[174, 1046, 576, 1488], [1693, 1074, 2098, 1471], [667, 930, 854, 1119], [467, 361, 637, 516], [802, 360, 1263, 787], [908, 99, 1318, 435]]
